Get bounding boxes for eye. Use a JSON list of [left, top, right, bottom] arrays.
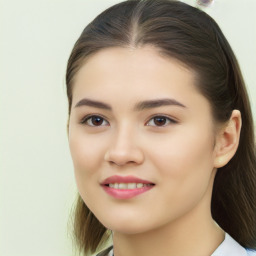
[[146, 115, 177, 127], [81, 115, 109, 127]]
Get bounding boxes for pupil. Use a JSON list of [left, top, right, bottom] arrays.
[[154, 117, 166, 126], [92, 116, 103, 126]]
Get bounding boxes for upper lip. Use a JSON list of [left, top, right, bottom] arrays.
[[101, 175, 154, 185]]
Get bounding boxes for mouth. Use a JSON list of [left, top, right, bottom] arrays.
[[101, 175, 155, 199], [106, 183, 153, 189]]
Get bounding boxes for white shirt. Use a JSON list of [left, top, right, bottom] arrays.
[[211, 233, 254, 256], [107, 233, 256, 256]]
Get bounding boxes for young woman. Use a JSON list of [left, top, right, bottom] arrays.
[[66, 0, 256, 255]]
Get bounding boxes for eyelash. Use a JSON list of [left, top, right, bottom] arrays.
[[80, 114, 178, 127], [81, 115, 109, 127], [146, 115, 178, 126]]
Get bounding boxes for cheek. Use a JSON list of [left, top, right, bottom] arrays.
[[144, 129, 216, 220], [68, 133, 107, 208], [148, 126, 215, 192], [68, 131, 106, 186]]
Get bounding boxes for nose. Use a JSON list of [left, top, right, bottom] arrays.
[[104, 125, 144, 167]]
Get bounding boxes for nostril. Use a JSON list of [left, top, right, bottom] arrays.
[[109, 160, 135, 167], [109, 161, 124, 166]]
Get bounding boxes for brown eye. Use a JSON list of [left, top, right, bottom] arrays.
[[91, 116, 104, 126], [81, 115, 109, 127], [146, 116, 177, 127], [153, 117, 167, 126]]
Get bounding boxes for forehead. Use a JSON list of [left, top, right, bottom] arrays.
[[72, 46, 210, 113], [75, 46, 192, 79]]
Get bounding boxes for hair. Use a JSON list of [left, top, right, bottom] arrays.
[[66, 0, 256, 255]]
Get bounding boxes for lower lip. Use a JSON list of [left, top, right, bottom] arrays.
[[102, 185, 154, 199]]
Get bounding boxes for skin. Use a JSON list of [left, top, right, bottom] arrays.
[[68, 46, 241, 256]]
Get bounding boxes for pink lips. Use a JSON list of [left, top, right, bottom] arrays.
[[101, 175, 155, 199]]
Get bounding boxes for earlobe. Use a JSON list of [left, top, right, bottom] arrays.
[[214, 110, 242, 168]]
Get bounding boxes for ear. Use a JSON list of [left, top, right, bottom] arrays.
[[213, 110, 242, 168]]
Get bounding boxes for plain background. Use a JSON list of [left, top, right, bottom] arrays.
[[0, 0, 255, 255]]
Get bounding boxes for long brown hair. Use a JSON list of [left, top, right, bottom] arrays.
[[66, 0, 256, 254]]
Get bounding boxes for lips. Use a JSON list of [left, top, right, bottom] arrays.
[[101, 175, 155, 199], [101, 175, 154, 185]]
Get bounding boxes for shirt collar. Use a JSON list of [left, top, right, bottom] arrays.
[[108, 233, 247, 256], [211, 232, 247, 256]]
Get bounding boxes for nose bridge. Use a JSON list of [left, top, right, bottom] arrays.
[[115, 121, 134, 146], [104, 121, 144, 166]]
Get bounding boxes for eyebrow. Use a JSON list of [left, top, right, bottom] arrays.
[[74, 98, 186, 111], [75, 98, 112, 110], [134, 98, 186, 111]]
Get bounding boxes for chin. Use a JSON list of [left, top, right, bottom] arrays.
[[108, 224, 151, 235], [98, 216, 159, 235]]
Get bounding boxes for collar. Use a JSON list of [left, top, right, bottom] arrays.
[[107, 248, 114, 256], [211, 233, 247, 256], [107, 233, 247, 256]]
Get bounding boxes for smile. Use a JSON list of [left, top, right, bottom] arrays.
[[108, 183, 152, 189], [101, 175, 155, 199]]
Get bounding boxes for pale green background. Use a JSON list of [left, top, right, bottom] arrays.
[[0, 0, 255, 256]]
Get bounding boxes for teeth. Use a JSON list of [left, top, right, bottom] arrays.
[[128, 183, 136, 189], [109, 183, 150, 189], [137, 183, 143, 188], [119, 183, 128, 189]]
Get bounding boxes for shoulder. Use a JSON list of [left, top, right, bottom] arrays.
[[246, 249, 256, 256]]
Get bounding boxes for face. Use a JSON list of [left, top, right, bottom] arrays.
[[68, 46, 219, 235]]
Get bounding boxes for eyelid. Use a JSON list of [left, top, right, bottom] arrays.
[[80, 114, 110, 126], [145, 114, 178, 127]]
